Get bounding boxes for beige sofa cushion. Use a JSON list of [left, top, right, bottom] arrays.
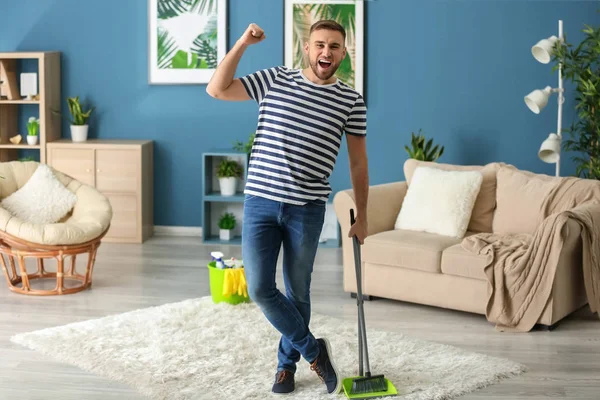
[[363, 229, 464, 273], [404, 159, 499, 233], [441, 243, 489, 281], [492, 166, 560, 234]]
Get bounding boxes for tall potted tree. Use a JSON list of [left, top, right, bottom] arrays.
[[553, 23, 600, 179]]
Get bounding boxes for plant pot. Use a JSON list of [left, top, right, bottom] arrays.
[[26, 135, 38, 145], [70, 125, 88, 142], [219, 177, 237, 196], [219, 229, 233, 241]]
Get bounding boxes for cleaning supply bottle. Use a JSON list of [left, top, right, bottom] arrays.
[[224, 257, 236, 268], [211, 251, 225, 269]]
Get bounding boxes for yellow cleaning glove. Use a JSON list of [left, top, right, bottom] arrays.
[[222, 268, 248, 298], [222, 269, 233, 297], [237, 270, 248, 297]]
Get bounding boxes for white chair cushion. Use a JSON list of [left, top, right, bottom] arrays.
[[1, 164, 77, 224], [395, 166, 483, 238]]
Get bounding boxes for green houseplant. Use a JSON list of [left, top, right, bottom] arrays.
[[233, 132, 255, 157], [404, 129, 445, 162], [216, 159, 242, 196], [26, 117, 39, 145], [53, 96, 94, 143], [218, 212, 236, 241], [552, 23, 600, 179]]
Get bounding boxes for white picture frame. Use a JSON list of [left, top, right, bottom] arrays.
[[148, 0, 227, 85], [20, 73, 38, 100], [284, 0, 364, 95]]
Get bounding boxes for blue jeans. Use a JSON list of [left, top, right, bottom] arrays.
[[242, 194, 326, 373]]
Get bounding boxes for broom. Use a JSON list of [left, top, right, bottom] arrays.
[[342, 209, 398, 399]]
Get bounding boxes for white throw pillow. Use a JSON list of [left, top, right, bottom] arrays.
[[395, 166, 483, 238], [1, 164, 77, 224]]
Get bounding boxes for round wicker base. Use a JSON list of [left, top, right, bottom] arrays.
[[0, 228, 108, 296]]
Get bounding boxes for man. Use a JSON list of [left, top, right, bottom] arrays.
[[206, 20, 369, 395]]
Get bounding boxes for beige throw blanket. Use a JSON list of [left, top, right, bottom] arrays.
[[462, 176, 600, 332]]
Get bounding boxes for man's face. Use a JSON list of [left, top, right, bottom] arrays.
[[304, 29, 346, 82]]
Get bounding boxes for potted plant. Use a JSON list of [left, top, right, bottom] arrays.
[[218, 212, 236, 241], [216, 158, 242, 196], [53, 96, 94, 143], [552, 22, 600, 179], [404, 129, 445, 161], [26, 117, 39, 145]]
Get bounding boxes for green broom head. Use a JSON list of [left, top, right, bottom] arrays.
[[351, 374, 388, 394], [343, 373, 398, 398]]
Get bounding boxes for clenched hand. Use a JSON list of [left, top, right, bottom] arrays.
[[238, 23, 266, 46]]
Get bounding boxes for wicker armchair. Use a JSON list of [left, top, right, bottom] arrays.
[[0, 161, 112, 295]]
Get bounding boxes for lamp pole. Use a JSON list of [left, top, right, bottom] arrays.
[[556, 19, 564, 177]]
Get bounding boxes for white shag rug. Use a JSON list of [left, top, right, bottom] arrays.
[[11, 297, 526, 400]]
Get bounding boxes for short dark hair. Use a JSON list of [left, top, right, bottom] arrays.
[[309, 20, 346, 42]]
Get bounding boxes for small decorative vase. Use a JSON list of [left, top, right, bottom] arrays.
[[219, 177, 237, 196], [26, 135, 38, 145], [70, 125, 88, 142], [219, 229, 233, 241]]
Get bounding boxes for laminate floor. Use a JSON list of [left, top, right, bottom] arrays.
[[1, 236, 598, 399]]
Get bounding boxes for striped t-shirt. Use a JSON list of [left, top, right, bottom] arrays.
[[239, 66, 367, 205]]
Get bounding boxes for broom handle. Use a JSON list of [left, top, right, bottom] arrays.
[[351, 209, 371, 377], [358, 289, 363, 377], [353, 231, 364, 377]]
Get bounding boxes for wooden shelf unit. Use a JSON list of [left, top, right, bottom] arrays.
[[0, 51, 61, 163]]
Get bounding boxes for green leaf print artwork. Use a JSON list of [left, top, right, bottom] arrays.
[[156, 0, 219, 69]]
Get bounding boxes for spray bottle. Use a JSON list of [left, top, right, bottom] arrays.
[[210, 251, 225, 269]]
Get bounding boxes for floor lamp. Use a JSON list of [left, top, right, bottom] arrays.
[[524, 20, 565, 177]]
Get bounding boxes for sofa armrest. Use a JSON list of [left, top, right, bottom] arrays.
[[333, 181, 408, 238], [538, 216, 587, 325], [333, 181, 408, 294]]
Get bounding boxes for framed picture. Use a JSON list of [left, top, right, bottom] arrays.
[[284, 0, 364, 95], [148, 0, 227, 84]]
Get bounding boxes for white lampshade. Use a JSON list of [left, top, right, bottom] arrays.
[[525, 86, 553, 114], [532, 35, 559, 64], [538, 133, 561, 163]]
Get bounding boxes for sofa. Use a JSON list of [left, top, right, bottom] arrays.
[[333, 159, 589, 329]]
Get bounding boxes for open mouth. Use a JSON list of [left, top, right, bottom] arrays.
[[318, 59, 332, 70]]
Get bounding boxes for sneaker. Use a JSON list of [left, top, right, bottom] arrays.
[[310, 338, 341, 394], [272, 369, 295, 394]]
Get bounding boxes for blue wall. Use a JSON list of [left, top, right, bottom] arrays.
[[1, 0, 598, 226]]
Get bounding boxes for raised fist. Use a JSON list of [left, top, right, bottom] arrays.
[[239, 23, 266, 46]]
